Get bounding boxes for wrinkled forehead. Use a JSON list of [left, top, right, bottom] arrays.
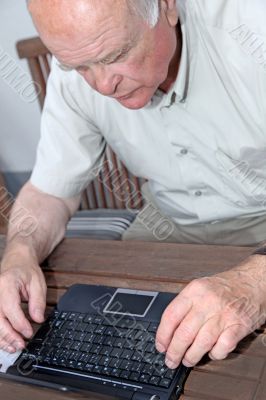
[[28, 0, 140, 44]]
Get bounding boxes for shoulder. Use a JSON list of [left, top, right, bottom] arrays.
[[189, 0, 266, 35]]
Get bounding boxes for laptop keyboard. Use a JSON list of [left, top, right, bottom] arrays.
[[21, 311, 177, 389]]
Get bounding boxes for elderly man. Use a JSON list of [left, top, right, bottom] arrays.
[[0, 0, 266, 372]]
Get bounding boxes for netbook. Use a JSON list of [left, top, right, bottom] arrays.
[[2, 284, 190, 400]]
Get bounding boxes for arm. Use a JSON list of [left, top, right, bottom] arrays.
[[0, 181, 81, 352], [156, 254, 266, 368]]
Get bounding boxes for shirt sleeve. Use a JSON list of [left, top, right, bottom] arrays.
[[30, 57, 106, 198]]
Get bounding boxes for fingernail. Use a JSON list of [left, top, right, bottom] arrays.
[[182, 359, 193, 368], [14, 341, 24, 351], [156, 342, 166, 353], [34, 309, 44, 321], [7, 346, 16, 353], [22, 329, 32, 338], [165, 358, 178, 369]]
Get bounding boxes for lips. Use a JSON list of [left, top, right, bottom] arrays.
[[113, 88, 139, 101]]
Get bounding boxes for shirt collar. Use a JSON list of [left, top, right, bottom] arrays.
[[147, 18, 189, 109]]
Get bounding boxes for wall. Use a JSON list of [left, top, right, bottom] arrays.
[[0, 0, 41, 195]]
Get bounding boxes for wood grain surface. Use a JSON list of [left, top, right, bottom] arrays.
[[0, 237, 265, 400]]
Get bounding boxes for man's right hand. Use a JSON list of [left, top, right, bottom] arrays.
[[0, 252, 47, 353]]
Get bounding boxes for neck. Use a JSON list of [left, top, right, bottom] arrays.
[[159, 22, 182, 93]]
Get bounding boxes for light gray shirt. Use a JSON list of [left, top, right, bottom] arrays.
[[31, 0, 266, 225]]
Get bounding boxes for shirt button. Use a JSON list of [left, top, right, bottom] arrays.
[[180, 148, 188, 155], [195, 190, 202, 197]]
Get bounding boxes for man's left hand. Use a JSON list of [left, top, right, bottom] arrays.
[[155, 255, 266, 368]]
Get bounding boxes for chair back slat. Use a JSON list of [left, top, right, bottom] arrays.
[[16, 37, 145, 210]]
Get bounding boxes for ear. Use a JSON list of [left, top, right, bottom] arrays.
[[161, 0, 179, 27]]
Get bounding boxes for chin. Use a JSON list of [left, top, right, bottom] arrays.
[[116, 90, 155, 110]]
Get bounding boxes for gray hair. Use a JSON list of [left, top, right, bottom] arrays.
[[128, 0, 160, 27]]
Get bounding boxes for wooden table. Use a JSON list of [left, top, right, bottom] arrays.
[[0, 237, 266, 400]]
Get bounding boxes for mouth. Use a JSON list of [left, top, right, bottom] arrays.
[[113, 89, 138, 101]]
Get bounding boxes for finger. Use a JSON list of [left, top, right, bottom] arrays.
[[156, 294, 192, 353], [2, 286, 33, 339], [209, 324, 247, 360], [0, 316, 25, 351], [182, 316, 222, 367], [165, 310, 205, 369], [28, 274, 46, 323]]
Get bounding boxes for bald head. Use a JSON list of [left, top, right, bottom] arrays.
[[29, 0, 129, 41], [27, 0, 179, 110]]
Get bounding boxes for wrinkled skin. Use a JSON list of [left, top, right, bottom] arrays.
[[13, 0, 266, 369], [28, 0, 181, 109], [156, 257, 266, 368]]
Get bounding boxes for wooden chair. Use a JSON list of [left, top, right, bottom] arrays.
[[0, 173, 10, 234], [16, 37, 145, 210]]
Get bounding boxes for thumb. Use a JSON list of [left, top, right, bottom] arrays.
[[28, 275, 46, 323]]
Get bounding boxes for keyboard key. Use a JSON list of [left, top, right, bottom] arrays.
[[64, 321, 78, 330], [121, 349, 133, 360], [78, 353, 91, 363], [110, 348, 123, 358], [83, 315, 94, 323], [129, 372, 140, 381], [84, 363, 94, 372], [114, 338, 126, 348], [71, 341, 82, 351], [120, 370, 130, 380], [145, 343, 156, 353], [93, 335, 105, 345], [159, 378, 171, 388], [66, 359, 76, 369], [139, 373, 150, 383], [68, 351, 80, 361], [80, 342, 92, 352], [142, 364, 154, 375], [93, 316, 103, 324], [104, 327, 114, 336], [102, 366, 112, 376], [64, 331, 75, 340], [99, 356, 111, 367], [153, 365, 168, 376], [74, 331, 86, 341], [149, 376, 160, 386], [131, 352, 143, 362], [103, 337, 115, 346], [76, 322, 88, 332], [68, 312, 79, 320], [85, 324, 97, 333], [91, 345, 102, 354], [94, 325, 106, 335], [100, 346, 112, 356], [115, 318, 135, 329], [131, 362, 143, 373], [109, 358, 121, 368], [59, 311, 69, 320], [165, 369, 176, 379], [84, 333, 94, 342], [93, 365, 103, 374], [120, 360, 134, 370], [76, 361, 85, 370], [89, 354, 102, 365], [110, 368, 121, 378]]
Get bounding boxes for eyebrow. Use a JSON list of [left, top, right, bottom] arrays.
[[58, 42, 134, 72]]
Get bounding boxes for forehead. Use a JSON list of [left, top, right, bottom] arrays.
[[29, 0, 142, 53]]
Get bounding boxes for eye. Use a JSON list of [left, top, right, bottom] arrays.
[[99, 50, 130, 66]]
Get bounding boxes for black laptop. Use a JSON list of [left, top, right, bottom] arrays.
[[5, 284, 190, 400]]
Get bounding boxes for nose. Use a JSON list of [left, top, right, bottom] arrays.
[[83, 65, 122, 96]]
